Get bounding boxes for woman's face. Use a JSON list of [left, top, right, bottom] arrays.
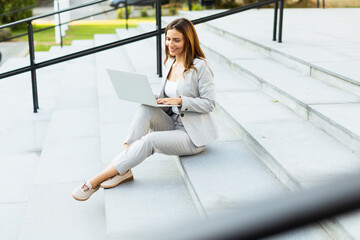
[[166, 29, 185, 57]]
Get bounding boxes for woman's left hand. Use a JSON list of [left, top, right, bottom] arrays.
[[156, 97, 182, 105]]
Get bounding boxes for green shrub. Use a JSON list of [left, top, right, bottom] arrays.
[[215, 0, 239, 8], [242, 0, 257, 4], [140, 7, 148, 17], [169, 6, 177, 15], [0, 28, 12, 41], [117, 6, 132, 19], [192, 3, 203, 11], [0, 0, 37, 30]]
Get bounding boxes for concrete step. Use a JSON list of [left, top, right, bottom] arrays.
[[209, 53, 360, 239], [34, 51, 70, 71], [48, 44, 94, 58], [0, 57, 62, 153], [0, 47, 76, 239], [132, 23, 360, 239], [137, 23, 157, 46], [34, 39, 95, 70], [115, 28, 162, 86], [127, 25, 335, 239], [0, 56, 62, 239], [71, 39, 94, 47], [94, 33, 200, 239], [94, 33, 138, 166], [179, 109, 332, 240], [178, 9, 360, 97], [0, 42, 28, 67], [161, 16, 360, 154], [0, 57, 29, 74], [215, 89, 360, 239], [19, 42, 107, 240], [1, 40, 94, 72]]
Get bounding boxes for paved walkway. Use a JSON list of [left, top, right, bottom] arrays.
[[0, 42, 28, 66]]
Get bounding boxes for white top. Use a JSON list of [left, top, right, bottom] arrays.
[[165, 79, 179, 115]]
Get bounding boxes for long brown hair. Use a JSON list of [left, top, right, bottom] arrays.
[[164, 18, 205, 74]]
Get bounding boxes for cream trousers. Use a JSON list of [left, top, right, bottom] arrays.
[[112, 105, 205, 174]]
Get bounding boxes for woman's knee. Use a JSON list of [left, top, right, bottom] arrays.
[[137, 104, 150, 114], [139, 104, 163, 115], [132, 105, 154, 123], [138, 133, 158, 155], [139, 104, 159, 111], [142, 132, 157, 145]]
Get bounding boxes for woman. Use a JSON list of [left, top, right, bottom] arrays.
[[72, 18, 218, 201]]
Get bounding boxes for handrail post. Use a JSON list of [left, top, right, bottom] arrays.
[[278, 0, 284, 43], [323, 0, 325, 8], [125, 0, 128, 30], [27, 21, 39, 113], [156, 0, 162, 77], [272, 0, 278, 41], [188, 0, 192, 11], [317, 0, 319, 8], [57, 0, 63, 48]]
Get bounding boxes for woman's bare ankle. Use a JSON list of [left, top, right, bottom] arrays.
[[119, 169, 130, 176], [89, 179, 99, 188]]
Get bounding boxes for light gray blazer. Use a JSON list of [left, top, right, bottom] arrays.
[[159, 57, 218, 147]]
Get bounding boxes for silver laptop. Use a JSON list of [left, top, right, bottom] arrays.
[[107, 69, 180, 107]]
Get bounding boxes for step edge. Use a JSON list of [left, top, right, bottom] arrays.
[[175, 156, 208, 219], [215, 102, 354, 240], [199, 35, 360, 153], [199, 20, 360, 96]]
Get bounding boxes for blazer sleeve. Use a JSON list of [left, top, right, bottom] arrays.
[[180, 61, 216, 113]]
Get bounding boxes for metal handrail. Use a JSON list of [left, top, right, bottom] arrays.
[[8, 3, 360, 240], [56, 0, 63, 48], [0, 0, 109, 112], [317, 0, 325, 8], [0, 0, 159, 43], [0, 30, 158, 80], [159, 172, 360, 240], [192, 0, 276, 25], [190, 0, 284, 42], [0, 0, 284, 114], [0, 7, 121, 43]]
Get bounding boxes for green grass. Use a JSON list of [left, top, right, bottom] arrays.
[[34, 44, 53, 52], [11, 22, 138, 51], [63, 23, 137, 42]]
